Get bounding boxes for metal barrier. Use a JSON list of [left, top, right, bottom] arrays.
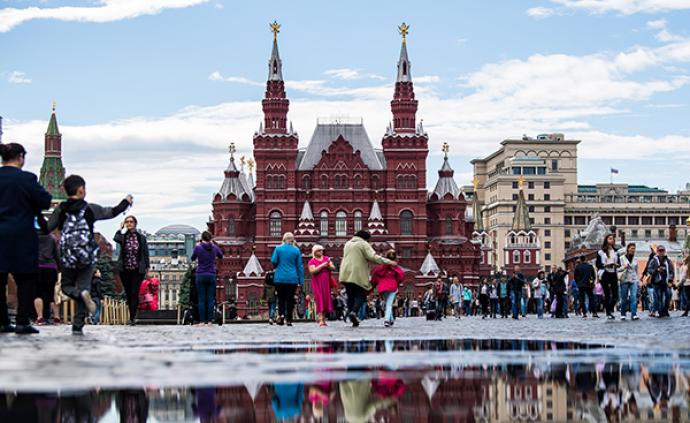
[[100, 297, 130, 325]]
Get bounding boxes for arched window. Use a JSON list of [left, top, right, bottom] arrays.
[[278, 175, 285, 189], [269, 211, 282, 237], [354, 210, 363, 232], [372, 175, 379, 190], [513, 250, 521, 264], [353, 175, 362, 189], [320, 175, 328, 189], [523, 250, 531, 264], [303, 176, 311, 190], [336, 211, 347, 236], [320, 211, 329, 236], [396, 176, 403, 189], [400, 210, 413, 235], [227, 217, 235, 236], [266, 176, 273, 189], [445, 216, 452, 235], [410, 176, 416, 189]]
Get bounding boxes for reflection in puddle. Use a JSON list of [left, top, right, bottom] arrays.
[[1, 339, 688, 422]]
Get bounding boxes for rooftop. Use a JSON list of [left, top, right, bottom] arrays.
[[155, 224, 200, 236]]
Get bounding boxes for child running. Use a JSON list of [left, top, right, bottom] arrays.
[[370, 250, 404, 327]]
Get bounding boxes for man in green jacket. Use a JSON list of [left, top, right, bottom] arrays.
[[339, 230, 396, 327]]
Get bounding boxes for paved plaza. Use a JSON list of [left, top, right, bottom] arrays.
[[1, 314, 688, 392]]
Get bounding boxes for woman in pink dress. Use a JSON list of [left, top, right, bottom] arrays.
[[308, 244, 335, 327]]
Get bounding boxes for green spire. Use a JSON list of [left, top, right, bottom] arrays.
[[46, 101, 60, 135]]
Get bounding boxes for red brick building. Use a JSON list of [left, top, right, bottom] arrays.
[[208, 24, 486, 315]]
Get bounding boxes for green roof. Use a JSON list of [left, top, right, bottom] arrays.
[[577, 185, 597, 193], [46, 112, 60, 136], [577, 184, 666, 194]]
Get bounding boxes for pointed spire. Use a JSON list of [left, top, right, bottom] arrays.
[[242, 252, 264, 277], [397, 23, 412, 83], [268, 20, 283, 81], [419, 251, 440, 276], [295, 200, 318, 237], [431, 142, 461, 200], [46, 101, 60, 136], [367, 199, 387, 235], [472, 177, 484, 232], [217, 143, 252, 202], [369, 199, 383, 221], [512, 176, 531, 231]]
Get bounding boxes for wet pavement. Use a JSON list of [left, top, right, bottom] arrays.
[[0, 314, 689, 422]]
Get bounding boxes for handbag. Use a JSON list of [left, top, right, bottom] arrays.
[[329, 274, 339, 290], [264, 271, 274, 286]]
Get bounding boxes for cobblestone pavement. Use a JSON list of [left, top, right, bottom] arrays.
[[0, 313, 688, 391]]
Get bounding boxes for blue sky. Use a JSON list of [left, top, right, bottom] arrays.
[[2, 0, 690, 237]]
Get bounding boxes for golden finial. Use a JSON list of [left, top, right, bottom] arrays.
[[270, 20, 281, 41], [398, 22, 410, 43], [228, 142, 236, 157], [247, 158, 255, 172], [472, 176, 479, 192], [442, 142, 449, 159], [517, 175, 525, 190], [52, 100, 56, 112], [239, 155, 246, 169]]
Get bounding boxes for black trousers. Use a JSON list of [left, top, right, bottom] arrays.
[[120, 270, 145, 321], [601, 272, 618, 316], [579, 286, 595, 315], [0, 272, 36, 326], [343, 282, 367, 318], [62, 265, 96, 330], [480, 294, 489, 316], [500, 297, 510, 317], [683, 285, 690, 314], [37, 268, 58, 318], [275, 283, 297, 322]]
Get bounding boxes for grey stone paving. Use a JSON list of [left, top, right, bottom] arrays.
[[0, 314, 688, 391]]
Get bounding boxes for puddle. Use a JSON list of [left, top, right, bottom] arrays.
[[1, 338, 688, 422]]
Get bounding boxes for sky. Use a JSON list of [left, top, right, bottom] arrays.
[[2, 0, 690, 240]]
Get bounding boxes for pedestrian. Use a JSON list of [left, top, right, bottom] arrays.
[[191, 231, 224, 326], [338, 230, 395, 327], [498, 274, 509, 318], [438, 275, 450, 318], [489, 279, 499, 318], [271, 232, 304, 326], [47, 175, 131, 334], [0, 143, 52, 334], [574, 255, 598, 318], [596, 234, 620, 319], [34, 217, 60, 325], [532, 270, 546, 319], [570, 276, 580, 316], [521, 279, 531, 317], [642, 245, 658, 317], [450, 276, 462, 319], [308, 244, 335, 327], [371, 250, 404, 328], [680, 254, 689, 317], [618, 243, 640, 321], [262, 271, 277, 324], [113, 215, 150, 325], [479, 279, 490, 319], [138, 272, 159, 311], [508, 265, 525, 320], [89, 268, 103, 324], [462, 286, 473, 317], [552, 267, 568, 318], [646, 245, 674, 318], [595, 279, 604, 314]]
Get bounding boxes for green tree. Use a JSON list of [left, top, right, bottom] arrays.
[[96, 256, 122, 299], [178, 265, 193, 307]]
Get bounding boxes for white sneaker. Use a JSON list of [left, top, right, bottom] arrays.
[[620, 315, 627, 321], [81, 290, 97, 315]]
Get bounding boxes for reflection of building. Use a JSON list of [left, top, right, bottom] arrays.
[[471, 134, 690, 270], [208, 24, 483, 316], [145, 225, 200, 310]]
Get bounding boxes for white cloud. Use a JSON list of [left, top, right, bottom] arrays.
[[546, 0, 690, 15], [0, 0, 209, 33], [526, 7, 558, 19], [208, 71, 263, 86], [324, 68, 386, 80], [646, 19, 686, 42], [7, 70, 31, 84], [415, 75, 441, 84]]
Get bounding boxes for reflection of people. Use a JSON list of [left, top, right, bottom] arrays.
[[272, 383, 304, 421], [308, 382, 334, 420], [339, 380, 395, 423], [115, 390, 149, 423]]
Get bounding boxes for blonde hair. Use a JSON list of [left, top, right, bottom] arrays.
[[282, 232, 295, 243], [311, 244, 324, 258]]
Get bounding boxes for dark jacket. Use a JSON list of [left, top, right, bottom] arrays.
[[48, 198, 129, 232], [38, 233, 60, 269], [508, 272, 525, 293], [114, 230, 150, 274], [574, 262, 596, 289], [551, 271, 567, 295], [0, 166, 52, 273]]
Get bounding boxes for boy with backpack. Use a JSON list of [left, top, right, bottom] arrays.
[[48, 175, 132, 334]]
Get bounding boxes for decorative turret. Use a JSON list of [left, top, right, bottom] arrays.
[[216, 143, 252, 202], [390, 22, 418, 134], [431, 142, 461, 200], [262, 20, 289, 135], [295, 200, 319, 237], [367, 199, 388, 235], [504, 176, 540, 276], [39, 102, 66, 204], [419, 250, 440, 276], [512, 176, 531, 232], [241, 250, 264, 277]]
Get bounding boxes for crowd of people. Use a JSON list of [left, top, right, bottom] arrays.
[[2, 141, 689, 334]]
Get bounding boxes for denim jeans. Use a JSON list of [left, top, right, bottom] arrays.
[[382, 291, 396, 322], [521, 297, 528, 316], [195, 274, 216, 323], [268, 301, 277, 320], [619, 282, 638, 317], [511, 291, 522, 319], [653, 283, 671, 315], [648, 286, 656, 312], [534, 298, 544, 319]]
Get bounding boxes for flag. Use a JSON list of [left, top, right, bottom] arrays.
[[610, 168, 619, 174]]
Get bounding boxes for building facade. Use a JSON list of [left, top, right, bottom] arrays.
[[208, 23, 483, 315], [471, 135, 690, 272]]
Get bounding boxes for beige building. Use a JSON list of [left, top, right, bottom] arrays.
[[470, 134, 690, 272]]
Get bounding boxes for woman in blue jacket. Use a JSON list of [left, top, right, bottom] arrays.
[[271, 232, 304, 326]]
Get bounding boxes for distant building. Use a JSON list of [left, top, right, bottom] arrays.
[[471, 134, 690, 271]]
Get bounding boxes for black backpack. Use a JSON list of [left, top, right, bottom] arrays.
[[264, 271, 275, 286]]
